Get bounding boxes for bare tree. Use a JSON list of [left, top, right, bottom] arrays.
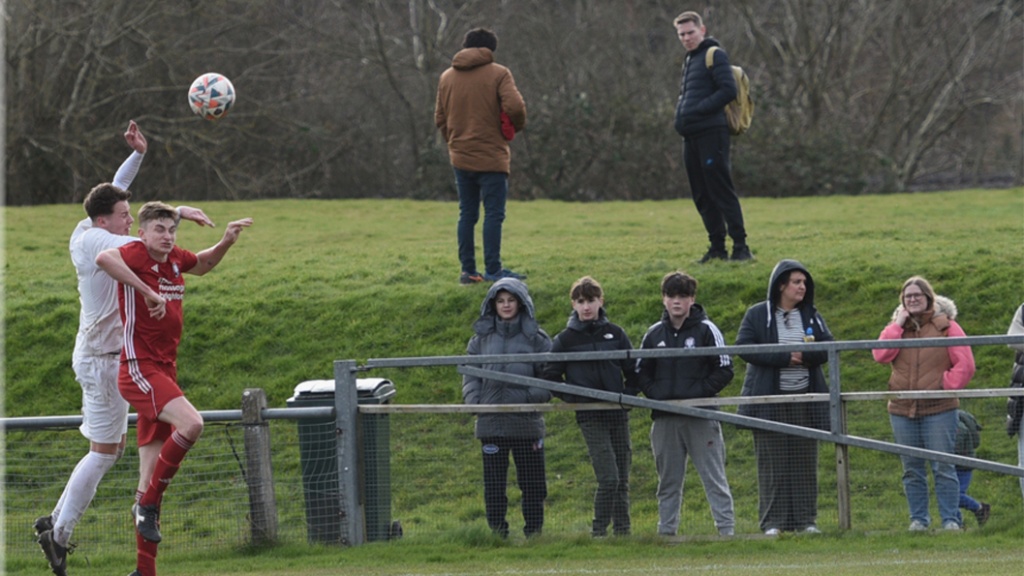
[[4, 0, 1020, 205]]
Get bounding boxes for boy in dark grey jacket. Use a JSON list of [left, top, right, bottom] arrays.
[[637, 271, 735, 536], [463, 278, 552, 537], [542, 276, 637, 537]]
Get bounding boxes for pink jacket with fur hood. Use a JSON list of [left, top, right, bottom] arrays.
[[873, 295, 976, 418]]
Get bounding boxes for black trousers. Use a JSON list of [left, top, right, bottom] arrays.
[[480, 437, 547, 536], [752, 403, 820, 532], [683, 127, 747, 249]]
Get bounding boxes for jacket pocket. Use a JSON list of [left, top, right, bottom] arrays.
[[674, 96, 686, 136]]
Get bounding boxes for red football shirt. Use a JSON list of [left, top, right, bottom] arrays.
[[118, 242, 198, 364]]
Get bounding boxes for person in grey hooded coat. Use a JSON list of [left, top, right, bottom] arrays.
[[462, 278, 552, 537]]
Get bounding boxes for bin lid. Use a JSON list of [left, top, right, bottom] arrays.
[[357, 378, 395, 402], [290, 378, 396, 402]]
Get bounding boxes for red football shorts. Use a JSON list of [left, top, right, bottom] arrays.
[[118, 359, 183, 447]]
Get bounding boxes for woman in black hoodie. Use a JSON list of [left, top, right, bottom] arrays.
[[735, 259, 833, 535]]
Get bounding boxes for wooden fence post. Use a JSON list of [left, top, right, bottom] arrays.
[[242, 388, 278, 544]]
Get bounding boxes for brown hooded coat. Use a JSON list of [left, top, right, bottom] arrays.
[[434, 47, 526, 174]]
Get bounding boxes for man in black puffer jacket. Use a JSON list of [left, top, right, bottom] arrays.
[[673, 10, 751, 263]]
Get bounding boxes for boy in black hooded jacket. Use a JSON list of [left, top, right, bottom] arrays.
[[542, 276, 637, 536]]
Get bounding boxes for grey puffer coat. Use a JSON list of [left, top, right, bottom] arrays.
[[462, 278, 552, 439]]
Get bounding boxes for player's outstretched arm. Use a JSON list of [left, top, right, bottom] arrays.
[[96, 248, 167, 320], [190, 218, 253, 276], [177, 206, 215, 227]]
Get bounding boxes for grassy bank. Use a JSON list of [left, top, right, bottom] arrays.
[[4, 189, 1023, 574]]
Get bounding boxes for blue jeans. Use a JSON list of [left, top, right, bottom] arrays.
[[957, 469, 980, 513], [890, 410, 960, 527], [454, 168, 507, 276]]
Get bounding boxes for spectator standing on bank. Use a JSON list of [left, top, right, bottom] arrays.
[[672, 10, 752, 263], [953, 409, 990, 527], [542, 276, 637, 537], [735, 259, 833, 535], [636, 271, 736, 537], [873, 276, 975, 532], [462, 278, 551, 537], [435, 27, 527, 285]]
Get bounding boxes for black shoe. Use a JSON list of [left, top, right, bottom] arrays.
[[974, 502, 991, 526], [127, 571, 142, 576], [133, 503, 162, 543], [731, 245, 754, 261], [37, 529, 68, 576], [34, 515, 53, 536], [698, 247, 729, 263], [459, 271, 484, 285]]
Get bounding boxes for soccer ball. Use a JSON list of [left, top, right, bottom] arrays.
[[188, 73, 235, 120]]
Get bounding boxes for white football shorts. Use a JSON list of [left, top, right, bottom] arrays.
[[73, 354, 130, 444]]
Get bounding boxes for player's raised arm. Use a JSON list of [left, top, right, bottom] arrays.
[[112, 121, 147, 191], [190, 218, 253, 276]]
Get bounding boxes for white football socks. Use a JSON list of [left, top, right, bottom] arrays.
[[52, 451, 118, 546]]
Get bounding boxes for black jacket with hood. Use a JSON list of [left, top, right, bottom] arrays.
[[462, 278, 552, 439], [540, 308, 638, 423], [735, 259, 834, 429], [636, 303, 734, 419]]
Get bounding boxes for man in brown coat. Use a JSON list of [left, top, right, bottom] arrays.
[[435, 27, 526, 285]]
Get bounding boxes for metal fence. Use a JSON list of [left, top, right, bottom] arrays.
[[4, 335, 1023, 565]]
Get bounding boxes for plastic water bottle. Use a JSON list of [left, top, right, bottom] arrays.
[[804, 327, 815, 342]]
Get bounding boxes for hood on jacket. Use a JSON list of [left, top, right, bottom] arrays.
[[890, 294, 958, 323], [473, 278, 541, 337], [452, 47, 494, 71], [765, 259, 815, 317]]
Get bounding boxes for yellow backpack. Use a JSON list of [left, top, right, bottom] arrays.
[[705, 47, 754, 136]]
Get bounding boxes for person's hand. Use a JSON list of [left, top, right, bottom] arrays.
[[895, 308, 910, 326], [144, 291, 167, 320], [124, 120, 148, 154], [222, 218, 254, 244], [790, 352, 803, 366], [178, 206, 215, 227]]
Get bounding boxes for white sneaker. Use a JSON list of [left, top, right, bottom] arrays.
[[908, 520, 928, 532], [802, 525, 822, 534], [764, 528, 781, 536], [718, 528, 734, 537], [942, 521, 961, 531]]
